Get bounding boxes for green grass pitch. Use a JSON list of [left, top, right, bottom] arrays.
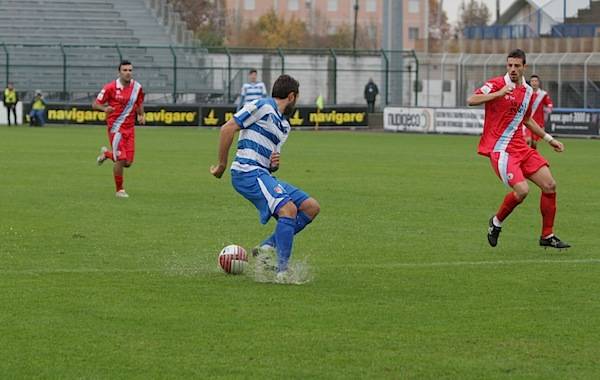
[[1, 125, 599, 378]]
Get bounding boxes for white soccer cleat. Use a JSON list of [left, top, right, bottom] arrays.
[[97, 146, 109, 165], [275, 271, 289, 284], [115, 189, 129, 198]]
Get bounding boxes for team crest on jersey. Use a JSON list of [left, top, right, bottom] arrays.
[[274, 185, 284, 194], [507, 173, 514, 181]]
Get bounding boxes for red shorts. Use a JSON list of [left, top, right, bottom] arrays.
[[489, 149, 548, 187], [108, 130, 135, 162]]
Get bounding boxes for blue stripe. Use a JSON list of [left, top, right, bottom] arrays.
[[238, 139, 272, 159], [493, 86, 533, 152], [498, 152, 510, 186], [234, 156, 268, 169], [247, 123, 280, 145], [112, 132, 122, 159]]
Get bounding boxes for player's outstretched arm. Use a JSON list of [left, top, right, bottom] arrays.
[[467, 85, 514, 106], [210, 118, 240, 178], [523, 117, 564, 152]]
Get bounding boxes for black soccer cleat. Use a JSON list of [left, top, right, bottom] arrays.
[[487, 217, 502, 247], [540, 235, 571, 249]]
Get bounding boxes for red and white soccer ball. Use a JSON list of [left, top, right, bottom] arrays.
[[218, 244, 248, 274]]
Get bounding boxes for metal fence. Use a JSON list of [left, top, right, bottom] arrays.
[[416, 52, 600, 109], [2, 44, 598, 109], [0, 44, 418, 108]]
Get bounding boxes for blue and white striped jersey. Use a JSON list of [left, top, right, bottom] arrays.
[[240, 81, 267, 107], [231, 98, 290, 173]]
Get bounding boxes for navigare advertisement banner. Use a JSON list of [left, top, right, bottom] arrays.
[[548, 109, 600, 136], [384, 107, 434, 133], [434, 108, 484, 134], [43, 103, 200, 126], [289, 107, 368, 128], [200, 106, 368, 128]]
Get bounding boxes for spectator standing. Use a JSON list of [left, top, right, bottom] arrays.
[[364, 78, 379, 113], [3, 82, 18, 126]]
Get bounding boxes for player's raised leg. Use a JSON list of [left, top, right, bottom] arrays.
[[96, 146, 111, 165], [488, 181, 529, 247], [528, 166, 570, 249]]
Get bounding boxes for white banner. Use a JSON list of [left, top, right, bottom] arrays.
[[434, 108, 484, 135], [0, 101, 24, 125], [383, 107, 434, 133]]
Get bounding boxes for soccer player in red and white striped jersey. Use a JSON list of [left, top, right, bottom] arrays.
[[523, 74, 553, 149], [468, 49, 570, 249], [93, 60, 145, 198]]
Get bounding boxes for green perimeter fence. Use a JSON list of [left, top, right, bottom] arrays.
[[0, 44, 418, 109]]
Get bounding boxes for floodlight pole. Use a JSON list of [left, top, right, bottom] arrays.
[[353, 0, 359, 51]]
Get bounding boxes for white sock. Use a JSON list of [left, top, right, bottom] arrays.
[[492, 216, 502, 227], [543, 233, 554, 239]]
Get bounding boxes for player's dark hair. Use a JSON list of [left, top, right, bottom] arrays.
[[118, 60, 132, 71], [507, 49, 526, 64], [530, 74, 539, 80], [271, 75, 299, 99], [249, 68, 257, 74]]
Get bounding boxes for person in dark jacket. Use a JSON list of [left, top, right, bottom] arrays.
[[364, 78, 379, 113]]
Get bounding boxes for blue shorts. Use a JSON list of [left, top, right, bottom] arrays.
[[231, 169, 310, 224]]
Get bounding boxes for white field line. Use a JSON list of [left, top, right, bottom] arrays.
[[1, 258, 600, 275]]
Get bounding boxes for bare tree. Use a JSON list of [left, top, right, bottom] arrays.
[[428, 0, 451, 39], [456, 0, 491, 32], [168, 0, 227, 46]]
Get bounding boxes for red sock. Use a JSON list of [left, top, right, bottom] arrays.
[[540, 192, 557, 237], [105, 150, 114, 161], [496, 192, 522, 222], [114, 175, 123, 192]]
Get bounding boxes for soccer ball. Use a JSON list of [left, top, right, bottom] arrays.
[[218, 244, 248, 274]]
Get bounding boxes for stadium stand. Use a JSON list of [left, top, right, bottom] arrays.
[[0, 0, 212, 101]]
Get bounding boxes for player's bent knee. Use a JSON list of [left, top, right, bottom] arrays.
[[278, 201, 298, 219], [513, 185, 529, 201], [301, 198, 321, 218], [542, 180, 556, 193], [310, 199, 321, 218]]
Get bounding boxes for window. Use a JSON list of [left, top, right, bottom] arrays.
[[288, 0, 299, 11], [244, 0, 255, 10], [409, 27, 419, 40], [366, 0, 376, 12], [328, 0, 338, 12], [408, 0, 419, 13]]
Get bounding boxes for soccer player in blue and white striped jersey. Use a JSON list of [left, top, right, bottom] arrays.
[[210, 75, 320, 281], [238, 69, 267, 110]]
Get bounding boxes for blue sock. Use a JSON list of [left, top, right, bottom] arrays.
[[274, 217, 295, 272], [295, 211, 312, 234], [262, 212, 313, 248]]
